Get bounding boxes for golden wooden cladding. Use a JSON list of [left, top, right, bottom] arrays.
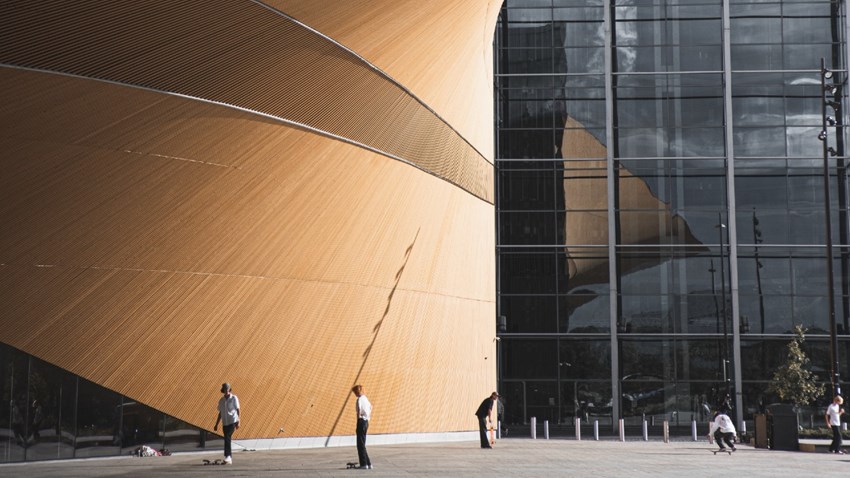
[[0, 0, 493, 202], [267, 0, 503, 160], [0, 69, 496, 437]]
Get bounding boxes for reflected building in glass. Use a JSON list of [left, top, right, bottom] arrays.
[[495, 0, 850, 433]]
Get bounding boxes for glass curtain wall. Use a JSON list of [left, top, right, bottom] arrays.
[[495, 0, 849, 435], [0, 343, 214, 462]]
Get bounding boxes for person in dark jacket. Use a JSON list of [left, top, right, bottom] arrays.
[[475, 392, 499, 448]]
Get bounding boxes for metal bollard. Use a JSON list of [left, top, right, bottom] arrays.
[[740, 420, 747, 434], [844, 423, 848, 431], [497, 420, 501, 439], [642, 419, 648, 441], [619, 418, 625, 442], [530, 417, 537, 439], [594, 420, 599, 441], [575, 417, 581, 440], [663, 420, 669, 443], [691, 419, 698, 441], [544, 420, 550, 440]]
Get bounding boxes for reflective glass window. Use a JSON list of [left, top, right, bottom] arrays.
[[501, 295, 558, 333], [559, 340, 611, 379], [676, 340, 725, 381], [75, 378, 121, 458], [500, 251, 558, 294], [502, 339, 558, 379], [499, 169, 559, 210], [499, 130, 558, 159], [500, 211, 561, 245], [616, 127, 725, 157], [619, 160, 726, 211], [26, 357, 76, 461], [524, 381, 560, 423], [119, 399, 164, 453], [561, 381, 613, 423], [0, 345, 28, 462], [162, 416, 203, 452], [559, 294, 611, 332], [731, 4, 781, 44]]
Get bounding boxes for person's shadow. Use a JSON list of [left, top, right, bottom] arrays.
[[324, 228, 419, 445]]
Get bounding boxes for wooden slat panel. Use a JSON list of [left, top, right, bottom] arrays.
[[0, 0, 493, 202], [0, 69, 495, 438], [269, 0, 503, 160]]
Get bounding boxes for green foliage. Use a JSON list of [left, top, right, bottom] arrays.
[[766, 325, 825, 406]]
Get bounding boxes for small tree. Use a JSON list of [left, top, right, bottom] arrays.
[[766, 324, 825, 406]]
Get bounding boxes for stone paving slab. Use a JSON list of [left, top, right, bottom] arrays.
[[1, 438, 847, 477]]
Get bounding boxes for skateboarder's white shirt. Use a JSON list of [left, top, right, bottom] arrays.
[[709, 413, 736, 435], [218, 393, 241, 426], [356, 395, 372, 421]]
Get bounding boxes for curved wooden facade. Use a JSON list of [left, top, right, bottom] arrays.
[[0, 0, 499, 440]]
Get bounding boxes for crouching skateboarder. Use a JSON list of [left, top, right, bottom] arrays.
[[708, 410, 736, 454]]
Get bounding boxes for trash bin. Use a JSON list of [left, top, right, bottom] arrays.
[[753, 413, 768, 448], [767, 404, 798, 451]]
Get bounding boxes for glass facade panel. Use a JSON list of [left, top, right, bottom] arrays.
[[501, 295, 559, 333], [497, 0, 850, 434], [74, 378, 121, 458], [25, 357, 76, 461], [0, 344, 28, 462], [559, 293, 611, 332], [119, 399, 164, 454], [502, 340, 559, 379]]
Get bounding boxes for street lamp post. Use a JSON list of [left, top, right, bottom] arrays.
[[716, 217, 730, 394], [819, 57, 841, 396], [752, 209, 766, 334]]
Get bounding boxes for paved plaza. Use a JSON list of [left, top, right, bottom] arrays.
[[1, 438, 847, 477]]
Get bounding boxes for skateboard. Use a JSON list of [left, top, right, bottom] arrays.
[[203, 459, 227, 465], [346, 462, 359, 469], [711, 448, 732, 455]]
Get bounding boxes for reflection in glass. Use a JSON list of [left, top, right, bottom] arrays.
[[26, 358, 76, 461], [119, 399, 164, 454], [0, 344, 28, 463], [502, 340, 558, 379], [501, 295, 558, 333], [75, 378, 121, 458]]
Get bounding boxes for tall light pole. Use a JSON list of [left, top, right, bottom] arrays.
[[752, 209, 765, 334], [716, 217, 730, 394], [819, 57, 841, 396]]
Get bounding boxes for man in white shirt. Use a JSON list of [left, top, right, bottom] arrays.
[[708, 411, 737, 451], [213, 382, 240, 464], [351, 384, 372, 469], [826, 395, 845, 454]]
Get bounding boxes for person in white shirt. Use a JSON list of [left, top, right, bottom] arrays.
[[708, 411, 737, 451], [351, 384, 372, 469], [213, 382, 240, 464], [825, 395, 845, 454]]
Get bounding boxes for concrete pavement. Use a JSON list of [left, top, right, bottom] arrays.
[[1, 438, 847, 477]]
